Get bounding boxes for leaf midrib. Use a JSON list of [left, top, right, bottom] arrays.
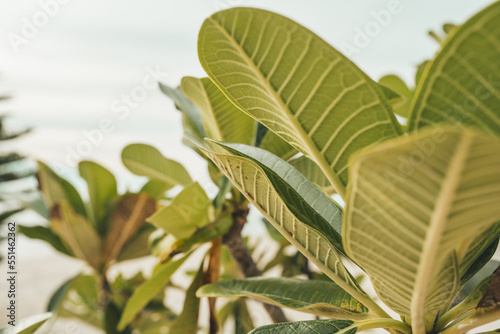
[[106, 195, 148, 261], [410, 133, 472, 333], [205, 16, 346, 197]]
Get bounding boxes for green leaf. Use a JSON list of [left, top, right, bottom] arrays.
[[379, 75, 412, 118], [148, 182, 210, 240], [198, 7, 403, 197], [118, 251, 192, 330], [181, 76, 256, 144], [476, 266, 500, 310], [104, 193, 157, 263], [258, 128, 297, 160], [140, 179, 171, 199], [440, 267, 500, 334], [189, 137, 381, 316], [105, 302, 132, 334], [461, 260, 499, 299], [289, 155, 335, 195], [18, 225, 72, 256], [37, 162, 86, 217], [50, 200, 102, 269], [121, 143, 192, 188], [197, 277, 369, 319], [234, 299, 255, 334], [344, 127, 500, 323], [155, 211, 232, 262], [47, 276, 74, 312], [159, 82, 206, 139], [79, 161, 117, 233], [459, 222, 499, 283], [249, 319, 359, 334], [116, 224, 156, 262], [435, 275, 493, 332], [408, 1, 500, 135], [0, 313, 52, 334], [169, 258, 204, 334], [56, 274, 103, 328]]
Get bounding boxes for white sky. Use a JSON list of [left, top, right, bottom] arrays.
[[0, 0, 496, 191]]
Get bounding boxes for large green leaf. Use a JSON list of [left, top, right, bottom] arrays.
[[198, 7, 403, 197], [189, 137, 388, 317], [169, 258, 205, 334], [197, 277, 369, 319], [344, 128, 500, 327], [181, 76, 256, 144], [104, 193, 156, 263], [408, 2, 500, 135], [50, 200, 102, 269], [118, 251, 192, 330], [79, 161, 117, 233], [0, 313, 52, 334], [148, 182, 210, 240], [121, 144, 192, 188]]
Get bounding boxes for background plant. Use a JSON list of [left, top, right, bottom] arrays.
[[116, 74, 334, 333]]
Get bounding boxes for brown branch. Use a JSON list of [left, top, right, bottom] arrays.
[[223, 204, 289, 324], [205, 237, 222, 334]]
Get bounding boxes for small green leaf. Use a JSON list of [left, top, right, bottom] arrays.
[[79, 161, 117, 234], [148, 182, 210, 240], [181, 76, 256, 144], [169, 258, 205, 334], [18, 225, 72, 256], [122, 143, 192, 188], [379, 75, 412, 118], [197, 277, 369, 319], [118, 252, 192, 330], [0, 313, 52, 334], [37, 162, 86, 217], [50, 200, 102, 269], [140, 179, 171, 199], [159, 82, 206, 139]]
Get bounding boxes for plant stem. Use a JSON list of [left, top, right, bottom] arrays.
[[440, 308, 500, 334], [223, 203, 289, 324], [205, 237, 222, 334], [357, 318, 412, 334], [435, 302, 472, 332]]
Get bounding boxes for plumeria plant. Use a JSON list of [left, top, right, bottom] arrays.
[[177, 3, 500, 334]]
